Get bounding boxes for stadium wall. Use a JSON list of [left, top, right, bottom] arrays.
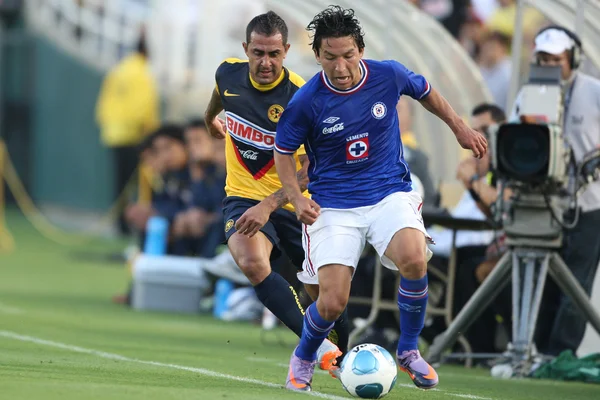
[[30, 34, 112, 211]]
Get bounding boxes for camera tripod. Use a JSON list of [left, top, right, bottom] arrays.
[[426, 195, 600, 375]]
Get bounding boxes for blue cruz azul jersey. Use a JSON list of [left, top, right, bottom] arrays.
[[275, 59, 431, 208]]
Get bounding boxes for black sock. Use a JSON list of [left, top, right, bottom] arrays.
[[253, 271, 304, 337], [329, 308, 350, 357]]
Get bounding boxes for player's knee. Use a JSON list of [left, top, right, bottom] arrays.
[[396, 248, 427, 279], [319, 293, 348, 321], [236, 254, 270, 285]]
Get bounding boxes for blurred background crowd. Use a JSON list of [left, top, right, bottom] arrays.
[[1, 0, 599, 371]]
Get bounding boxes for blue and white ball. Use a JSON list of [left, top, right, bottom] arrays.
[[338, 344, 398, 399]]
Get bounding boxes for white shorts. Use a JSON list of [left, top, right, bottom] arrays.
[[298, 191, 433, 285]]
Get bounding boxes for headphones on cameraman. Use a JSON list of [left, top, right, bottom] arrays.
[[535, 25, 583, 70]]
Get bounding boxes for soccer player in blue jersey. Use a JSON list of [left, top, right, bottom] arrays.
[[274, 6, 487, 392]]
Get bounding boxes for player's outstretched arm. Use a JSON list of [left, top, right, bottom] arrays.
[[274, 152, 320, 225], [418, 87, 487, 158], [204, 88, 226, 139], [234, 155, 311, 237]]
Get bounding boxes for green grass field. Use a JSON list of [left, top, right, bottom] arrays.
[[1, 210, 598, 400]]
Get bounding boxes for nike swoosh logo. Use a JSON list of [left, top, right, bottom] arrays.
[[224, 89, 240, 97], [288, 370, 308, 389], [423, 365, 438, 380]]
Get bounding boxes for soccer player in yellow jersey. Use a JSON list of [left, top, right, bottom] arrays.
[[204, 11, 346, 370]]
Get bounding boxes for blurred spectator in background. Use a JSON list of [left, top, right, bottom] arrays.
[[478, 31, 512, 110], [458, 5, 485, 59], [485, 0, 544, 40], [150, 124, 191, 256], [95, 28, 160, 235], [482, 1, 546, 85], [413, 0, 470, 38], [470, 0, 500, 23], [430, 103, 504, 261], [455, 104, 506, 219], [125, 121, 227, 257], [171, 120, 226, 258], [136, 133, 166, 209], [115, 121, 227, 305], [124, 132, 164, 247]]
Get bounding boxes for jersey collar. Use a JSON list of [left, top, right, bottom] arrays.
[[321, 59, 368, 95], [249, 68, 286, 92]]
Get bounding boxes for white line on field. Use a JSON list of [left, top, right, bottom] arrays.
[[245, 357, 493, 400], [247, 357, 330, 376], [0, 302, 23, 315], [0, 330, 349, 400]]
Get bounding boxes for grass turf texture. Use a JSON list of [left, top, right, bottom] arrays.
[[0, 210, 597, 400]]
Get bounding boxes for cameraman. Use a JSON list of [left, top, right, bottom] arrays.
[[457, 103, 509, 218], [511, 26, 600, 356]]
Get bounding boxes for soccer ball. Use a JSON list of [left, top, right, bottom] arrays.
[[338, 343, 398, 399]]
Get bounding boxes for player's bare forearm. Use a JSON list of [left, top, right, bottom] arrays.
[[263, 155, 309, 212], [204, 88, 224, 122], [296, 155, 310, 193], [274, 151, 305, 209], [418, 87, 465, 132]]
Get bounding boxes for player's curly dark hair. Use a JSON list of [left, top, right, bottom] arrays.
[[246, 11, 289, 45], [306, 5, 365, 55]]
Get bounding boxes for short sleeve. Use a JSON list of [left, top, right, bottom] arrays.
[[214, 58, 244, 96], [214, 60, 232, 96], [388, 60, 431, 100], [275, 94, 312, 155]]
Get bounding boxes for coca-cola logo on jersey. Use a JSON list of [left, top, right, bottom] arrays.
[[322, 122, 344, 135], [226, 114, 275, 149], [239, 149, 259, 160]]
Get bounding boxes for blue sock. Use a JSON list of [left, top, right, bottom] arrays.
[[397, 275, 428, 354], [295, 303, 335, 361]]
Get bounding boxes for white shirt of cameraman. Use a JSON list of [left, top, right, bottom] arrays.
[[509, 29, 600, 212]]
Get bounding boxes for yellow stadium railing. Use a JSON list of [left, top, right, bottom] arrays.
[[0, 139, 16, 253], [0, 138, 138, 250]]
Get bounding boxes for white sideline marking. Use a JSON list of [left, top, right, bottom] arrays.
[[0, 330, 349, 400], [247, 357, 330, 376], [0, 303, 23, 315], [245, 357, 493, 400]]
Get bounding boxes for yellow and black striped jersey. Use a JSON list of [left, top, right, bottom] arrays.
[[215, 58, 309, 212]]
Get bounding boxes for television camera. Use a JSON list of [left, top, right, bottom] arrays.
[[426, 65, 600, 375]]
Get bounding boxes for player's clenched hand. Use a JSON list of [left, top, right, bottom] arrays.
[[207, 116, 227, 139], [453, 124, 488, 159], [292, 196, 320, 226], [235, 202, 271, 237]]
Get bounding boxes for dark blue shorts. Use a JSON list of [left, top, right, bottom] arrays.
[[222, 196, 304, 270]]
